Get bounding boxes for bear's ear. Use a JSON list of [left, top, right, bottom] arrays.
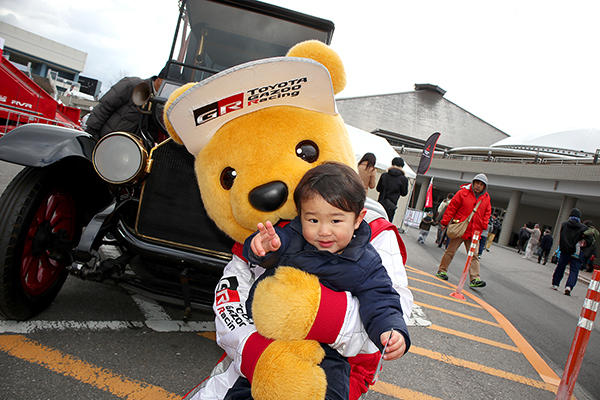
[[286, 40, 346, 95], [163, 82, 196, 145]]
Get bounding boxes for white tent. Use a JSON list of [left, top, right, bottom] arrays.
[[346, 123, 416, 228], [345, 123, 416, 178]]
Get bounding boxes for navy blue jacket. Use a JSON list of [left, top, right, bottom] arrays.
[[244, 217, 409, 352]]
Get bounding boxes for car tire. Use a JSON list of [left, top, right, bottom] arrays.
[[0, 167, 77, 320]]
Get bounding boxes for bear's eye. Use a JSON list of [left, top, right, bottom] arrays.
[[295, 140, 319, 163], [220, 167, 237, 190]]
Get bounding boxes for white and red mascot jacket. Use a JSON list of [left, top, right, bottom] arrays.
[[185, 199, 413, 400]]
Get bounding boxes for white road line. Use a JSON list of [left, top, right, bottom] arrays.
[[130, 294, 172, 321], [0, 320, 215, 333]]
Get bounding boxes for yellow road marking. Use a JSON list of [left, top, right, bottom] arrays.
[[427, 324, 519, 352], [459, 290, 561, 386], [414, 301, 500, 327], [409, 286, 482, 308], [407, 265, 561, 386], [0, 335, 180, 400], [409, 275, 459, 290], [410, 345, 557, 392], [371, 380, 442, 399], [197, 331, 216, 340]]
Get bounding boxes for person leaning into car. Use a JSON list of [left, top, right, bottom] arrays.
[[435, 173, 491, 288], [85, 65, 168, 141]]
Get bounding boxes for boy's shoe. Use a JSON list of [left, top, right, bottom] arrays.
[[552, 285, 558, 290], [564, 287, 571, 296], [469, 278, 487, 288], [435, 271, 448, 280]]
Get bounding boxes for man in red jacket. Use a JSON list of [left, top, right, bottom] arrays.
[[435, 173, 491, 288]]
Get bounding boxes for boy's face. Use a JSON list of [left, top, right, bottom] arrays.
[[300, 194, 366, 254]]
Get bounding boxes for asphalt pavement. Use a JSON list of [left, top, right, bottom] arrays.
[[392, 225, 598, 400], [0, 159, 598, 399]]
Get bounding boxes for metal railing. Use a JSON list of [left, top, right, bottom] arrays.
[[0, 105, 80, 134], [393, 146, 598, 166]]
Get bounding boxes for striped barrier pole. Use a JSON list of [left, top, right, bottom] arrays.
[[555, 269, 600, 400], [450, 230, 480, 300]]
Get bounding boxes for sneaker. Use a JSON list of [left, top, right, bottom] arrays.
[[564, 287, 571, 296], [469, 278, 486, 288], [435, 271, 448, 280], [552, 285, 558, 290]]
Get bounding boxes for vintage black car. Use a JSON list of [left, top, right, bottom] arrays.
[[0, 0, 334, 320]]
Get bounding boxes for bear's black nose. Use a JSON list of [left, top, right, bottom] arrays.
[[248, 181, 288, 212]]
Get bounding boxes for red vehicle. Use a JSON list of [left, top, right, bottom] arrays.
[[0, 49, 81, 135]]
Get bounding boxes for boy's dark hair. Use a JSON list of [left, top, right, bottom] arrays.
[[392, 157, 405, 167], [294, 162, 365, 217]]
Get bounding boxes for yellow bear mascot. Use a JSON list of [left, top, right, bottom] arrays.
[[164, 40, 412, 400]]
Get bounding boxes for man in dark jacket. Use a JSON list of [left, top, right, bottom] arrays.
[[85, 65, 167, 140], [537, 229, 553, 265], [376, 157, 408, 221], [551, 208, 591, 295], [517, 224, 530, 254]]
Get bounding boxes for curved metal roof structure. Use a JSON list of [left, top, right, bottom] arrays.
[[492, 128, 600, 156], [447, 128, 600, 160]]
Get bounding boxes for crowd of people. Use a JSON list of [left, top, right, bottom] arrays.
[[407, 173, 598, 296]]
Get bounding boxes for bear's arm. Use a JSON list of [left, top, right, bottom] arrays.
[[213, 255, 263, 377]]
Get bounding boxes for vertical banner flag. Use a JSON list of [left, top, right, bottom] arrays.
[[425, 177, 434, 208], [417, 132, 441, 175]]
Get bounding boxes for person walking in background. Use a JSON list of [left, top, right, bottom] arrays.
[[523, 223, 541, 259], [478, 225, 489, 257], [376, 157, 408, 222], [485, 213, 501, 251], [435, 193, 453, 247], [582, 220, 599, 272], [418, 211, 435, 244], [517, 224, 531, 254], [551, 208, 592, 295], [357, 152, 377, 192], [537, 229, 553, 265], [435, 174, 491, 288]]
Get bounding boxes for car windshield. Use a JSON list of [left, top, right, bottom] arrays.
[[166, 0, 333, 83]]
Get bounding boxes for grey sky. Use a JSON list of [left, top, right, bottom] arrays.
[[1, 0, 599, 140]]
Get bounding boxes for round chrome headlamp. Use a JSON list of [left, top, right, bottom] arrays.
[[92, 132, 148, 184]]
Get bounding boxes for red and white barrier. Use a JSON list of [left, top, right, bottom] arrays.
[[450, 231, 480, 300], [555, 269, 600, 399]]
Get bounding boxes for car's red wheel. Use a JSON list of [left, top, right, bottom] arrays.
[[20, 191, 76, 296], [0, 167, 77, 320]]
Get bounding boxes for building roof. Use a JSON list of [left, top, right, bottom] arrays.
[[492, 128, 600, 156]]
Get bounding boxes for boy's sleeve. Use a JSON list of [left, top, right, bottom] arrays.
[[354, 258, 410, 354], [326, 226, 413, 357]]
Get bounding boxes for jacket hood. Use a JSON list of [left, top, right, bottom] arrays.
[[472, 173, 488, 187], [388, 166, 405, 176]]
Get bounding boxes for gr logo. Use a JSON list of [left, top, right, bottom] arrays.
[[193, 93, 243, 126], [215, 276, 240, 305]]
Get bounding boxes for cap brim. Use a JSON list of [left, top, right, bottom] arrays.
[[166, 57, 337, 155]]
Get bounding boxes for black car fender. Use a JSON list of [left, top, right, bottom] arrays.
[[0, 123, 96, 167]]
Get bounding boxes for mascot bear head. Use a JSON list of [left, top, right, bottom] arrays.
[[164, 40, 355, 243]]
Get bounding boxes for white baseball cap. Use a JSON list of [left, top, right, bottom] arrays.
[[165, 56, 337, 155]]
